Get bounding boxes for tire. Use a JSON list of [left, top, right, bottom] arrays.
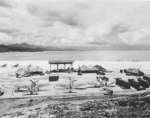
[[30, 91, 33, 95]]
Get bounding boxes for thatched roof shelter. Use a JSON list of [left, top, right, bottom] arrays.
[[16, 65, 31, 75], [88, 65, 98, 71], [32, 66, 43, 72], [80, 65, 91, 71], [16, 65, 43, 78], [95, 65, 107, 72], [126, 68, 144, 76]]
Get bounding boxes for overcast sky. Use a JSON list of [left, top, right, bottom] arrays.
[[0, 0, 150, 47]]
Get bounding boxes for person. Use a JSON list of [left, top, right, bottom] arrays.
[[105, 81, 107, 86], [120, 69, 123, 74], [11, 90, 14, 96], [16, 73, 19, 78], [124, 69, 127, 73]]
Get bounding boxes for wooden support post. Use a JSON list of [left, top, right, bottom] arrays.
[[57, 64, 59, 71], [64, 64, 66, 70], [71, 63, 73, 69], [50, 64, 51, 72]]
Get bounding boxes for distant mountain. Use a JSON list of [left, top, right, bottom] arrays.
[[1, 43, 150, 52], [0, 43, 43, 52], [67, 45, 150, 51], [9, 43, 37, 49], [0, 43, 80, 52]]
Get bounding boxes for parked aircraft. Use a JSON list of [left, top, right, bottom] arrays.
[[12, 64, 19, 68], [88, 77, 114, 88], [125, 66, 144, 76], [15, 80, 51, 95], [0, 64, 7, 68], [87, 77, 105, 87], [55, 77, 86, 93]]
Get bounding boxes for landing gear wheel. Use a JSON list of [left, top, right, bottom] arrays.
[[30, 91, 33, 95], [15, 87, 20, 92]]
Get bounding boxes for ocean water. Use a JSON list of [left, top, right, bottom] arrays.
[[0, 51, 150, 73], [0, 51, 150, 61]]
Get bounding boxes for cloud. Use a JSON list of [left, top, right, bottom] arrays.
[[0, 32, 13, 45], [0, 0, 150, 49], [25, 0, 91, 27], [0, 0, 17, 8]]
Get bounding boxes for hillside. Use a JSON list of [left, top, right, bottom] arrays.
[[0, 43, 79, 52]]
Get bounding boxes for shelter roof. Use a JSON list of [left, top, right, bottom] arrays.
[[33, 66, 43, 72], [95, 65, 107, 71], [88, 65, 98, 70], [49, 60, 74, 64], [80, 65, 91, 71]]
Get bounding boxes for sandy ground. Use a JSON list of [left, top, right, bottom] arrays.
[[0, 60, 147, 99], [1, 61, 150, 117]]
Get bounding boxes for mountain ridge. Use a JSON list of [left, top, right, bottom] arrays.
[[0, 43, 80, 52], [1, 43, 150, 52]]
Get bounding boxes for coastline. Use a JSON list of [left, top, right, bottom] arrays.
[[1, 51, 150, 61]]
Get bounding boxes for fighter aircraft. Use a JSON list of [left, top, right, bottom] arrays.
[[12, 64, 19, 68], [125, 66, 144, 76], [87, 77, 115, 88], [87, 77, 106, 87], [15, 80, 51, 95], [55, 77, 86, 93], [0, 64, 7, 68]]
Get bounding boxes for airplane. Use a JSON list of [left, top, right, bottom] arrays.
[[12, 64, 19, 68], [125, 66, 144, 76], [0, 64, 7, 68], [15, 80, 51, 95], [88, 77, 115, 88], [87, 77, 106, 88], [55, 77, 86, 93]]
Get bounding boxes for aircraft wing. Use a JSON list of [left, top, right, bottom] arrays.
[[100, 87, 113, 91], [55, 83, 68, 89], [15, 85, 30, 89], [74, 83, 86, 88], [36, 83, 51, 88], [87, 82, 99, 86], [107, 82, 116, 87]]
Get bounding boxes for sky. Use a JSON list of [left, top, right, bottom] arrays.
[[0, 0, 150, 48]]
